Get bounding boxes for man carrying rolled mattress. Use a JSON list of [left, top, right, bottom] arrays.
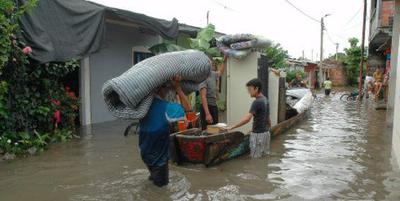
[[139, 75, 191, 187], [199, 57, 226, 130]]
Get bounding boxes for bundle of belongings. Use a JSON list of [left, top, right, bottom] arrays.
[[216, 34, 272, 60], [102, 50, 211, 120]]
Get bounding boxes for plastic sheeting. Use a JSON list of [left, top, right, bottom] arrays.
[[292, 89, 314, 114], [102, 50, 211, 120], [18, 0, 179, 63]]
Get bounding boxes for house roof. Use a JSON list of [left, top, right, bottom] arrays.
[[19, 0, 192, 63], [20, 0, 224, 63], [179, 23, 225, 37]]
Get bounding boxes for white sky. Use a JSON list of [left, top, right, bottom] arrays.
[[91, 0, 370, 60]]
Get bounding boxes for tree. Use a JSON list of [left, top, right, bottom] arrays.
[[263, 43, 289, 68], [329, 52, 346, 62], [344, 37, 366, 86]]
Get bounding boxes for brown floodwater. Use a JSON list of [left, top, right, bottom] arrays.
[[1, 91, 400, 201]]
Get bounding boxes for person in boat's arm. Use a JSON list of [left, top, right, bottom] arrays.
[[227, 78, 272, 158], [139, 75, 191, 187], [199, 56, 226, 130]]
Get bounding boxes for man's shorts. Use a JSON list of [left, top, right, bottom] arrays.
[[250, 131, 270, 158]]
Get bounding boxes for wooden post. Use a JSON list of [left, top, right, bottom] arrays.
[[278, 77, 287, 123], [358, 0, 367, 97]]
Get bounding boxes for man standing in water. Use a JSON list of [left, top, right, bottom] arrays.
[[227, 78, 271, 158], [199, 58, 225, 130], [323, 77, 333, 96], [139, 76, 191, 187]]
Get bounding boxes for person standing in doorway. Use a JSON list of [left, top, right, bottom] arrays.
[[199, 57, 225, 130], [323, 77, 333, 96], [139, 75, 191, 187], [227, 78, 271, 158]]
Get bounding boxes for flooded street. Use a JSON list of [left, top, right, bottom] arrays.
[[1, 91, 400, 201]]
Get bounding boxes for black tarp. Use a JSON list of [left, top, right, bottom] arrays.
[[18, 0, 179, 63]]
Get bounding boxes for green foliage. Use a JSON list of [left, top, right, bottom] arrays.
[[189, 24, 223, 63], [263, 43, 289, 68], [0, 0, 79, 158], [149, 42, 186, 55], [343, 37, 366, 86], [0, 0, 38, 72], [286, 70, 305, 82], [329, 52, 346, 62]]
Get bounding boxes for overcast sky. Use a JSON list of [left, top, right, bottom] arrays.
[[91, 0, 369, 60]]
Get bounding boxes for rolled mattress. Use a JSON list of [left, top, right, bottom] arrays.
[[216, 34, 272, 59], [102, 50, 211, 120]]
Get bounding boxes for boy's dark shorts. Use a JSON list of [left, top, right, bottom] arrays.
[[147, 164, 169, 187], [325, 89, 331, 95]]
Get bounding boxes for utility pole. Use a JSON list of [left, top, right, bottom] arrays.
[[311, 49, 314, 61], [335, 43, 339, 61], [319, 14, 331, 86], [319, 17, 325, 85], [302, 50, 305, 60], [358, 0, 367, 97], [319, 17, 324, 86], [206, 11, 210, 25]]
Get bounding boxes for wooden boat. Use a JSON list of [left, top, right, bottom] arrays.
[[170, 88, 314, 166]]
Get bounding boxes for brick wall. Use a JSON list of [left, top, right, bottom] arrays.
[[381, 1, 395, 27], [328, 67, 347, 86]]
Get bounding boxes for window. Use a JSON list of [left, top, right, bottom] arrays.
[[132, 51, 154, 65]]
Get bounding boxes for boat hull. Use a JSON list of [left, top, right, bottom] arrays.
[[170, 130, 249, 166]]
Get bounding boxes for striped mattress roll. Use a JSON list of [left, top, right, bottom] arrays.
[[102, 50, 211, 120], [217, 34, 272, 59]]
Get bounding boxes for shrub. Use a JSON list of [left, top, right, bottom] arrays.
[[0, 0, 79, 158]]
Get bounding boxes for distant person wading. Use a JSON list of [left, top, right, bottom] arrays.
[[323, 77, 332, 96]]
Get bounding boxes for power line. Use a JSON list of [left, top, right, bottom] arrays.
[[326, 30, 337, 45], [344, 5, 362, 27], [284, 0, 320, 23], [324, 24, 338, 45]]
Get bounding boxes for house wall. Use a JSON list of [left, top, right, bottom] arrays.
[[304, 64, 317, 88], [87, 22, 161, 124], [387, 0, 400, 123], [390, 0, 400, 168], [381, 0, 396, 27], [328, 67, 347, 86]]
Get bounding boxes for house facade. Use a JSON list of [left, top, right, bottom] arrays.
[[80, 19, 202, 125], [388, 0, 400, 167], [368, 0, 395, 70]]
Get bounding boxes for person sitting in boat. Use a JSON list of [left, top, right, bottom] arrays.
[[289, 73, 306, 88], [139, 75, 191, 187], [199, 57, 226, 130], [227, 78, 272, 158]]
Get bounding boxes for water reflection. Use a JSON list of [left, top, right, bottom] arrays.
[[0, 92, 400, 201]]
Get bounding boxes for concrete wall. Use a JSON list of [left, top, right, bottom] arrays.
[[268, 71, 280, 127], [387, 0, 400, 122], [226, 52, 259, 133], [391, 0, 400, 168], [87, 22, 161, 124]]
